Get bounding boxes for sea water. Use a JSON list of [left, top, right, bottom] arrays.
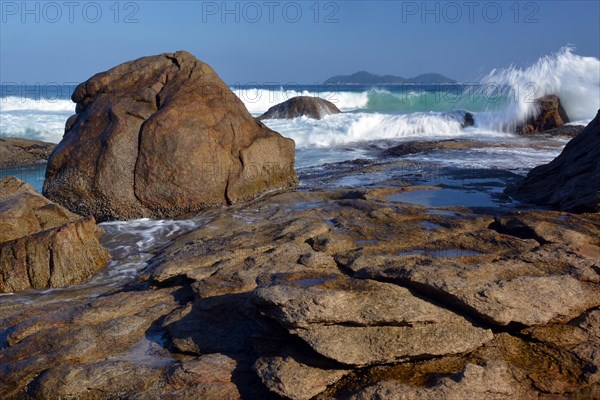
[[2, 47, 597, 172]]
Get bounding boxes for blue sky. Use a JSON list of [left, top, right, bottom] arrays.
[[1, 1, 599, 84]]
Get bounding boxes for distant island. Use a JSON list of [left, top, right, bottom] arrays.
[[324, 71, 457, 85]]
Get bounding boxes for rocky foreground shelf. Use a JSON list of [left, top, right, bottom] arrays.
[[1, 179, 598, 399]]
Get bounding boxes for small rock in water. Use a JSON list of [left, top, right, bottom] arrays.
[[258, 96, 342, 120]]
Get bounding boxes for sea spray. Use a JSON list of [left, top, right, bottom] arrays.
[[475, 47, 600, 131], [263, 111, 498, 148]]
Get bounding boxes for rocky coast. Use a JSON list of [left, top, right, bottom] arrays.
[[0, 52, 599, 399]]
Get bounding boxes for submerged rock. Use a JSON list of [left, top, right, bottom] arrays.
[[0, 138, 55, 168], [506, 110, 600, 212], [43, 51, 296, 221], [382, 139, 485, 158], [0, 177, 109, 293], [257, 96, 341, 120], [516, 94, 569, 134]]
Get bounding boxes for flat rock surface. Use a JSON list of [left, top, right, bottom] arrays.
[[255, 272, 492, 366]]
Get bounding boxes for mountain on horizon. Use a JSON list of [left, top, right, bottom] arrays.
[[324, 71, 457, 84]]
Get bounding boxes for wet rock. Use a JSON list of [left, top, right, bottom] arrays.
[[507, 110, 600, 212], [43, 51, 296, 221], [255, 272, 493, 366], [516, 94, 569, 134], [0, 177, 109, 292], [523, 308, 600, 393], [27, 361, 164, 400], [471, 333, 596, 396], [145, 210, 335, 298], [257, 96, 341, 120], [538, 124, 585, 137], [0, 288, 179, 398], [382, 139, 485, 158], [0, 137, 55, 168], [350, 362, 536, 400], [3, 170, 599, 399], [254, 355, 349, 400]]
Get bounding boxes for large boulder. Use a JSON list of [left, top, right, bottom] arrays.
[[43, 51, 296, 221], [257, 96, 341, 120], [506, 110, 600, 212], [0, 138, 55, 168], [0, 176, 109, 292], [516, 94, 569, 134]]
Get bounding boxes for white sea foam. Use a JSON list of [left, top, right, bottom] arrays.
[[0, 96, 75, 112], [477, 47, 600, 131], [263, 111, 510, 148]]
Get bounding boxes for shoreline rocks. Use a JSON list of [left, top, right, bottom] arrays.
[[258, 96, 341, 120], [507, 110, 600, 212], [0, 177, 109, 292], [43, 51, 297, 222], [0, 138, 55, 168], [1, 100, 599, 398], [0, 173, 599, 398]]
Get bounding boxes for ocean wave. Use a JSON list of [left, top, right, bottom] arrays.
[[262, 111, 509, 148], [0, 96, 75, 112], [476, 46, 600, 131], [0, 113, 67, 143], [1, 48, 597, 147]]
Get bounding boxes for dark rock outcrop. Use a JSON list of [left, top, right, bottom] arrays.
[[0, 138, 55, 168], [0, 177, 109, 292], [537, 124, 584, 138], [382, 139, 485, 158], [462, 111, 475, 128], [257, 96, 341, 120], [516, 94, 569, 134], [43, 51, 296, 221], [506, 110, 600, 212]]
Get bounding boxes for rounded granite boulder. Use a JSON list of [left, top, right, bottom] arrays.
[[257, 96, 341, 120], [43, 51, 296, 221]]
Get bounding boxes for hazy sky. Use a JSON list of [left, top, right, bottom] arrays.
[[1, 1, 599, 84]]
